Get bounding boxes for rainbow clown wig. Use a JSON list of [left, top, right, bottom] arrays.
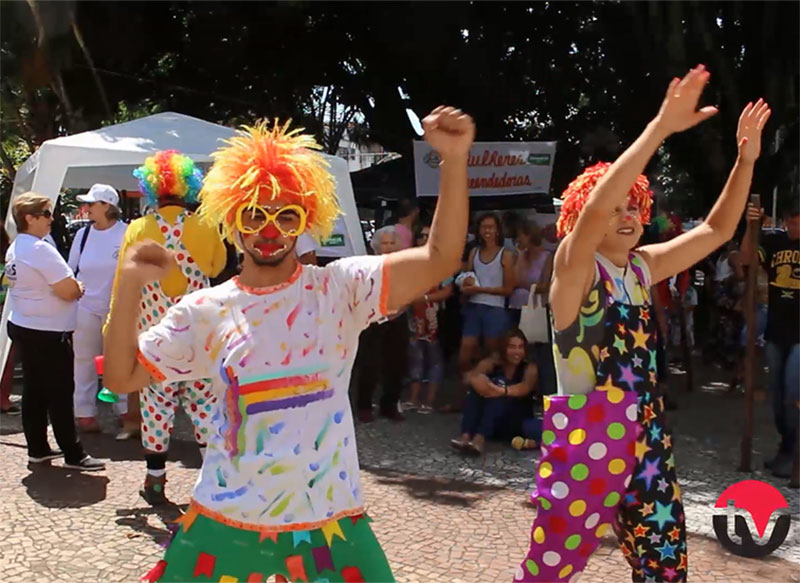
[[556, 161, 653, 238], [198, 119, 340, 245], [133, 150, 204, 207]]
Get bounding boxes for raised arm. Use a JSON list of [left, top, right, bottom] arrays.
[[384, 107, 474, 312], [550, 65, 718, 330], [639, 100, 771, 283], [103, 241, 176, 394]]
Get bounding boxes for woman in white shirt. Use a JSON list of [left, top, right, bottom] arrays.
[[67, 184, 131, 437], [5, 192, 104, 471]]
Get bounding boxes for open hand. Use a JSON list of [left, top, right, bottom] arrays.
[[120, 241, 177, 284], [423, 106, 475, 160], [655, 65, 718, 135], [737, 99, 771, 163]]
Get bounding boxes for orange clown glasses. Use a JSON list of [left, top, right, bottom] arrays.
[[235, 203, 308, 237]]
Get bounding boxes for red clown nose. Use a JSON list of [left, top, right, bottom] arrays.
[[260, 222, 280, 239]]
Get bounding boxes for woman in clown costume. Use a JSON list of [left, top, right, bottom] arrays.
[[106, 150, 227, 504], [515, 66, 770, 582]]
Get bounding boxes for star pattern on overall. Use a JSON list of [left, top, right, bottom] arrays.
[[637, 458, 661, 490], [624, 490, 642, 508], [649, 423, 663, 441], [633, 524, 650, 538], [617, 304, 630, 320], [639, 502, 655, 517], [640, 307, 651, 324], [635, 436, 652, 462], [648, 532, 662, 545], [648, 349, 658, 371], [617, 322, 627, 336], [667, 526, 682, 542], [661, 433, 672, 449], [678, 554, 688, 571], [636, 544, 647, 557], [662, 566, 679, 581], [656, 540, 678, 561], [613, 335, 628, 355], [618, 363, 644, 391], [656, 478, 669, 493], [622, 528, 636, 549], [632, 354, 644, 368], [646, 559, 659, 570], [649, 370, 658, 385], [671, 481, 682, 502], [642, 404, 657, 426], [599, 346, 610, 361], [665, 454, 676, 471], [645, 501, 677, 530], [630, 323, 651, 349]]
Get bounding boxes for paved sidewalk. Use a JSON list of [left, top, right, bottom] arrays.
[[1, 361, 798, 582]]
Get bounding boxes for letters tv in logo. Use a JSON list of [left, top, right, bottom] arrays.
[[712, 480, 791, 558]]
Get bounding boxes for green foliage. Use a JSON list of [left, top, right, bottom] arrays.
[[0, 1, 796, 219]]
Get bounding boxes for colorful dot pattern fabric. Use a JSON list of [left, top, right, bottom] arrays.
[[517, 254, 687, 582], [138, 211, 216, 451], [515, 390, 641, 582], [141, 379, 215, 450]]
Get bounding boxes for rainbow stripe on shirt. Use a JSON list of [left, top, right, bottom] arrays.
[[237, 364, 332, 414]]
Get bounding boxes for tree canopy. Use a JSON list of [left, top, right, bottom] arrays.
[[2, 1, 797, 218]]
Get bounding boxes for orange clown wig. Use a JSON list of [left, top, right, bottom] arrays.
[[198, 119, 340, 245], [555, 161, 653, 238]]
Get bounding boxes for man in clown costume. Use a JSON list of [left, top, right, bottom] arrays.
[[106, 150, 227, 504], [103, 107, 474, 582], [514, 66, 770, 582]]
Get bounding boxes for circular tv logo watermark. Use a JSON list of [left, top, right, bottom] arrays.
[[712, 480, 791, 558]]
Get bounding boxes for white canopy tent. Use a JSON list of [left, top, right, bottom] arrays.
[[1, 112, 366, 377]]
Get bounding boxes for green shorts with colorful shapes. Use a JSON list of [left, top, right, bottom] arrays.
[[143, 506, 395, 583]]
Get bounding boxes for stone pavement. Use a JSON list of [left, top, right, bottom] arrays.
[[1, 361, 799, 583]]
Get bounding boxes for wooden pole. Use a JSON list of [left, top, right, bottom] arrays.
[[678, 293, 693, 392], [739, 194, 760, 472]]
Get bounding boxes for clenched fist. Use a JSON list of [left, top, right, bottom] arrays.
[[422, 106, 475, 159], [120, 241, 177, 284]]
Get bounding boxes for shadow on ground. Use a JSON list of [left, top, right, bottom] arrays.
[[21, 464, 109, 508], [78, 433, 203, 468], [115, 503, 188, 547]]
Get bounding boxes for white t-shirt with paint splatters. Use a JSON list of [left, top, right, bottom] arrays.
[[138, 255, 388, 530]]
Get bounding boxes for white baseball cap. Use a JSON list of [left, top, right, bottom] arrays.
[[77, 183, 119, 206]]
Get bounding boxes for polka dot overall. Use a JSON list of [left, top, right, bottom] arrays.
[[516, 256, 687, 583], [138, 211, 215, 452]]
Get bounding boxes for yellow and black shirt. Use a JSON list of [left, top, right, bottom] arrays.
[[759, 230, 800, 346]]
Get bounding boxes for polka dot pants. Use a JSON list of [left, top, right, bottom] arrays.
[[515, 389, 643, 582], [140, 380, 216, 452]]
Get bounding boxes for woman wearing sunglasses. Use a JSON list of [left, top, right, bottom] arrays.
[[5, 192, 105, 471]]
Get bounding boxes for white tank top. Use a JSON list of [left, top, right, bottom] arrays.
[[471, 247, 506, 308]]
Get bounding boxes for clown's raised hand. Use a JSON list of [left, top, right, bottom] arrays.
[[121, 241, 177, 284], [737, 98, 771, 163], [655, 64, 719, 135], [422, 106, 475, 159]]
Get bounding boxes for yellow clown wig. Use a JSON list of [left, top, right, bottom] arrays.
[[556, 161, 653, 238], [198, 119, 340, 245]]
